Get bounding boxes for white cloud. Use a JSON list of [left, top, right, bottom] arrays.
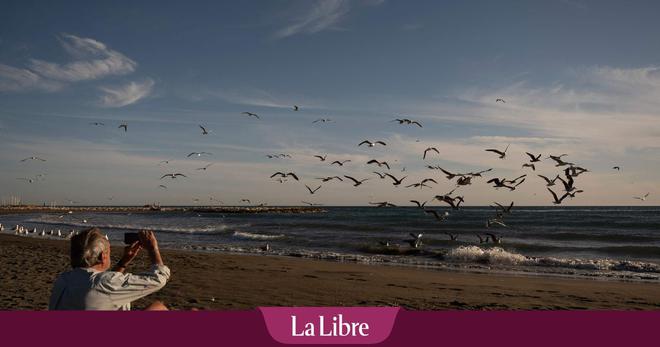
[[28, 34, 136, 82], [274, 0, 354, 39], [0, 63, 62, 92], [98, 78, 154, 108]]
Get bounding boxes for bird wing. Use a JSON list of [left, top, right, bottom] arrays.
[[270, 172, 285, 178], [485, 149, 503, 155], [547, 188, 560, 202], [343, 175, 359, 184], [367, 159, 378, 165], [382, 162, 390, 170], [375, 141, 387, 146], [287, 173, 299, 181], [358, 141, 371, 146]]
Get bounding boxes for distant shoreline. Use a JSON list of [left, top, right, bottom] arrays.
[[0, 205, 326, 215]]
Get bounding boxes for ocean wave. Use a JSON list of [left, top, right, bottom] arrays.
[[232, 231, 284, 240], [444, 246, 660, 274]]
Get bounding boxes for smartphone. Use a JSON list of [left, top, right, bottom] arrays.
[[124, 232, 140, 245]]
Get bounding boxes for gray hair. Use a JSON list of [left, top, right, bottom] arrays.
[[70, 228, 109, 268]]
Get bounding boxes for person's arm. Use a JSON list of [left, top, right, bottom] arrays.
[[112, 242, 141, 273], [139, 230, 164, 266]]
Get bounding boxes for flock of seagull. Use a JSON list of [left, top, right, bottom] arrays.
[[10, 100, 653, 250]]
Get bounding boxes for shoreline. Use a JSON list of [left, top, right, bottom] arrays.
[[2, 233, 660, 310], [0, 205, 325, 215]]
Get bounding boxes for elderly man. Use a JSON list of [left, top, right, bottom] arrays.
[[49, 228, 170, 310]]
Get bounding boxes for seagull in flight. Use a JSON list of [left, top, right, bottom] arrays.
[[89, 122, 105, 126], [270, 172, 299, 181], [305, 185, 322, 194], [358, 140, 386, 147], [343, 175, 369, 187], [160, 173, 187, 179], [369, 201, 397, 207], [633, 193, 650, 201], [158, 160, 170, 166], [485, 144, 510, 159], [406, 233, 423, 248], [313, 154, 327, 162], [547, 188, 569, 205], [17, 177, 36, 183], [199, 125, 210, 135], [331, 160, 351, 166], [495, 98, 506, 103], [293, 105, 299, 111], [367, 159, 391, 170], [522, 163, 536, 171], [425, 209, 449, 222], [187, 152, 212, 157], [21, 156, 46, 162], [312, 118, 332, 123], [118, 123, 128, 132], [423, 147, 439, 160], [612, 166, 621, 171], [391, 118, 422, 127], [316, 176, 343, 182], [195, 163, 214, 171], [410, 200, 428, 209], [538, 174, 560, 187], [525, 152, 542, 162], [158, 184, 168, 189], [242, 112, 260, 119], [301, 201, 323, 206], [372, 172, 387, 179], [241, 199, 251, 204], [384, 173, 407, 186]]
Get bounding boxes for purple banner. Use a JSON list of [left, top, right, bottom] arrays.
[[0, 309, 659, 346]]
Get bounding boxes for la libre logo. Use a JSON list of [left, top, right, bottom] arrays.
[[291, 314, 370, 337]]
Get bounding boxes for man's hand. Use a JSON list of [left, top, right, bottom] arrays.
[[112, 241, 141, 273], [123, 241, 142, 262], [139, 230, 164, 266], [138, 230, 159, 251]]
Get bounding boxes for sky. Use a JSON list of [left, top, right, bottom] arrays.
[[0, 0, 658, 206]]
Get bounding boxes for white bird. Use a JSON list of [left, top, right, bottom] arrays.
[[187, 152, 212, 157], [57, 230, 62, 237], [633, 193, 650, 201], [358, 140, 386, 147], [21, 156, 46, 162]]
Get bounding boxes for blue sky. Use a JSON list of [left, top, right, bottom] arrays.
[[0, 0, 658, 206]]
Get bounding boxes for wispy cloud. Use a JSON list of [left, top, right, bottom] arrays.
[[98, 78, 154, 107], [28, 34, 136, 82], [0, 63, 63, 92], [274, 0, 383, 39], [200, 87, 326, 110]]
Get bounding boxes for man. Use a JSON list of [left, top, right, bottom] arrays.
[[49, 228, 170, 310]]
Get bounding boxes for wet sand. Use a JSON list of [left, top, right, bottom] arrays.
[[1, 234, 659, 310]]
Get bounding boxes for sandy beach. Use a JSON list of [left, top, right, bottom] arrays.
[[1, 233, 659, 311]]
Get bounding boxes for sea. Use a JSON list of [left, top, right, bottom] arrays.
[[3, 206, 660, 281]]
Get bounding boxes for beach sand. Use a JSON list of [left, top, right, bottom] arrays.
[[1, 233, 659, 310]]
